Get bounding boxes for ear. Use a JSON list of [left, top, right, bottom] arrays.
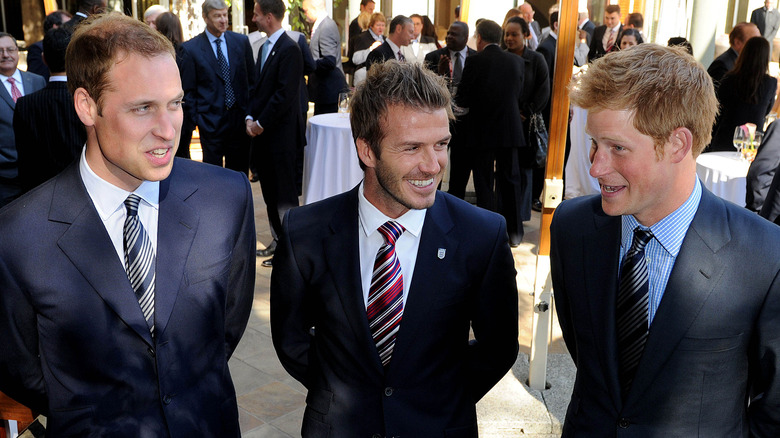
[[73, 87, 98, 127], [356, 137, 376, 169], [667, 127, 693, 163]]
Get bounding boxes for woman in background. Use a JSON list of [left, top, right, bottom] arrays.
[[350, 12, 386, 86], [155, 12, 193, 159], [619, 28, 643, 50], [421, 15, 441, 49], [710, 36, 777, 152]]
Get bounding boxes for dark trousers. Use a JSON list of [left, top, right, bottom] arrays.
[[473, 148, 525, 245], [252, 138, 300, 241]]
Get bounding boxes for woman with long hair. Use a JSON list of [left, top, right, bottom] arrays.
[[504, 16, 550, 222], [421, 15, 441, 48], [710, 36, 777, 151]]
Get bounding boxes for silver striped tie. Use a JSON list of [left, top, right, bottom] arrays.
[[123, 194, 156, 333]]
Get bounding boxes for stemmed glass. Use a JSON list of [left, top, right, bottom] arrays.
[[734, 125, 748, 159], [337, 91, 351, 116]]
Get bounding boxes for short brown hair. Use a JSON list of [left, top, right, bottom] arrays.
[[568, 44, 717, 157], [66, 13, 175, 114], [351, 61, 454, 169], [605, 5, 621, 15], [368, 12, 386, 29]]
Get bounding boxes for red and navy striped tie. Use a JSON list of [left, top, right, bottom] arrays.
[[367, 221, 405, 367]]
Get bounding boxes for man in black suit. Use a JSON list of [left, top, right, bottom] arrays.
[[302, 0, 348, 115], [61, 0, 104, 31], [0, 15, 255, 436], [707, 22, 760, 91], [26, 10, 71, 80], [366, 15, 414, 69], [13, 28, 85, 194], [272, 60, 518, 438], [553, 43, 780, 437], [246, 0, 304, 268], [424, 21, 475, 199], [181, 0, 254, 173], [0, 32, 46, 208], [457, 20, 527, 247], [348, 0, 375, 47], [588, 4, 622, 61], [578, 10, 595, 46]]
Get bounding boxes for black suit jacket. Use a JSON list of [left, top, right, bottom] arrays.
[[25, 41, 49, 80], [365, 40, 398, 69], [424, 47, 476, 151], [709, 74, 776, 152], [551, 190, 780, 436], [457, 44, 526, 149], [588, 24, 622, 61], [180, 31, 254, 141], [271, 187, 519, 437], [13, 80, 85, 193], [707, 47, 738, 92], [0, 158, 255, 437], [750, 120, 780, 213]]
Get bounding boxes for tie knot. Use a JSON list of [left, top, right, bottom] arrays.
[[215, 38, 222, 48], [629, 227, 653, 253], [7, 77, 14, 84], [454, 52, 460, 58], [378, 221, 404, 245], [124, 194, 141, 217]]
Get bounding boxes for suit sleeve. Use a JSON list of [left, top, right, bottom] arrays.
[[255, 43, 304, 128], [180, 46, 200, 129], [455, 56, 476, 109], [550, 205, 577, 364], [243, 36, 256, 98], [224, 174, 256, 357], [747, 266, 780, 435], [270, 210, 311, 385], [467, 216, 519, 401], [0, 245, 48, 414], [314, 23, 341, 74], [298, 36, 316, 75]]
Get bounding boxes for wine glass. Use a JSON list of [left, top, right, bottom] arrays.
[[744, 131, 763, 162], [337, 92, 350, 116], [733, 125, 748, 159]]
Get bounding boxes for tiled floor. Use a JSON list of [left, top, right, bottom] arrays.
[[237, 180, 570, 437]]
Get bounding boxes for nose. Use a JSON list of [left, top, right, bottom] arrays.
[[588, 144, 610, 179], [419, 146, 443, 175], [154, 109, 179, 141]]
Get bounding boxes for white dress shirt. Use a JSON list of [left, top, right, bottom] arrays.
[[79, 147, 160, 266], [206, 29, 229, 65], [358, 182, 426, 307], [0, 69, 25, 97]]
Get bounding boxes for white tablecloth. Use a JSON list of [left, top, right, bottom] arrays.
[[696, 151, 750, 206], [564, 106, 600, 198], [303, 113, 364, 205]]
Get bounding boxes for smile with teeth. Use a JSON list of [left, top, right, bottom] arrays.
[[602, 184, 623, 193], [408, 178, 434, 187], [149, 148, 168, 158]]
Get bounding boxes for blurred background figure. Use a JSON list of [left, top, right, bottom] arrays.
[[403, 14, 438, 63], [668, 36, 693, 55], [155, 11, 192, 159], [751, 0, 780, 60], [421, 16, 441, 48], [351, 12, 386, 86], [26, 10, 72, 80], [619, 28, 644, 50], [709, 36, 776, 152], [144, 4, 167, 29]]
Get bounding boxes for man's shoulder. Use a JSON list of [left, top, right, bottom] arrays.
[[21, 70, 46, 88], [425, 47, 447, 61], [432, 191, 506, 231], [225, 30, 250, 44], [182, 33, 206, 52]]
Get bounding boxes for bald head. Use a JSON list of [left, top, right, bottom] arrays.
[[731, 22, 760, 53]]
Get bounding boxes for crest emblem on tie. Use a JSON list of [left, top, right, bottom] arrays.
[[437, 248, 446, 259]]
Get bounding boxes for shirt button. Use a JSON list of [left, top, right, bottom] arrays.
[[618, 418, 630, 428], [384, 387, 393, 397]]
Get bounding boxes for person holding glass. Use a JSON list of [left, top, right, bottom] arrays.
[[709, 36, 777, 152]]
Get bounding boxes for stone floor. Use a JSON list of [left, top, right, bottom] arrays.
[[236, 180, 575, 437]]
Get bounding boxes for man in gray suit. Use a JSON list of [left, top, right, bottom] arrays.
[[302, 0, 347, 115], [0, 32, 45, 207], [751, 0, 780, 59], [552, 44, 780, 436]]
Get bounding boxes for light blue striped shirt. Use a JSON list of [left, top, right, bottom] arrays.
[[620, 178, 702, 325]]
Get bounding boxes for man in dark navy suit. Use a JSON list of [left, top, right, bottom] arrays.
[[181, 0, 254, 173], [365, 15, 414, 69], [246, 0, 304, 268], [272, 61, 518, 438], [0, 14, 255, 437]]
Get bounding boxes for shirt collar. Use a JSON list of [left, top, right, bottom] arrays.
[[79, 146, 160, 221], [267, 27, 285, 44], [386, 38, 401, 56], [449, 46, 468, 58], [49, 75, 67, 82], [0, 69, 21, 83], [621, 177, 701, 257], [206, 29, 223, 44], [358, 182, 426, 239], [368, 28, 382, 41]]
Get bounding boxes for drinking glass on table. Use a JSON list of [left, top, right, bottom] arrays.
[[338, 91, 350, 115], [734, 125, 749, 159], [744, 131, 762, 162]]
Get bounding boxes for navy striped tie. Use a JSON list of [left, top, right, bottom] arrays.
[[367, 221, 405, 367], [617, 227, 653, 395], [123, 194, 156, 333]]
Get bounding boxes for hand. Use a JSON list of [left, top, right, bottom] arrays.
[[246, 120, 264, 137], [369, 40, 382, 51], [437, 54, 451, 76]]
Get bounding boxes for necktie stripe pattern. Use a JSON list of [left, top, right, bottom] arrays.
[[215, 38, 235, 108], [7, 77, 21, 102], [397, 50, 406, 62], [617, 227, 653, 395], [367, 221, 405, 367], [124, 194, 156, 333], [452, 52, 463, 85]]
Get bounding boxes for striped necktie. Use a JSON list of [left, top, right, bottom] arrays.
[[367, 221, 405, 367], [7, 77, 21, 102], [617, 227, 653, 396], [123, 194, 156, 333], [397, 50, 406, 62], [215, 38, 235, 108]]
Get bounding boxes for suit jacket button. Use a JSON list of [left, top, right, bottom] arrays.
[[163, 395, 172, 405], [147, 347, 155, 358], [618, 418, 630, 428], [371, 434, 382, 438], [384, 387, 393, 397]]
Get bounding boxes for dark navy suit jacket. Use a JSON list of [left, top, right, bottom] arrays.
[[0, 158, 256, 437], [271, 188, 519, 437], [551, 189, 780, 436]]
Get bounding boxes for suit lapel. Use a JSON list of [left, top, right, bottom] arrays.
[[0, 78, 14, 109], [225, 32, 239, 82], [388, 193, 458, 373], [583, 209, 623, 408], [154, 167, 199, 337], [323, 188, 383, 370], [626, 189, 730, 406], [199, 33, 224, 81], [52, 164, 154, 345]]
